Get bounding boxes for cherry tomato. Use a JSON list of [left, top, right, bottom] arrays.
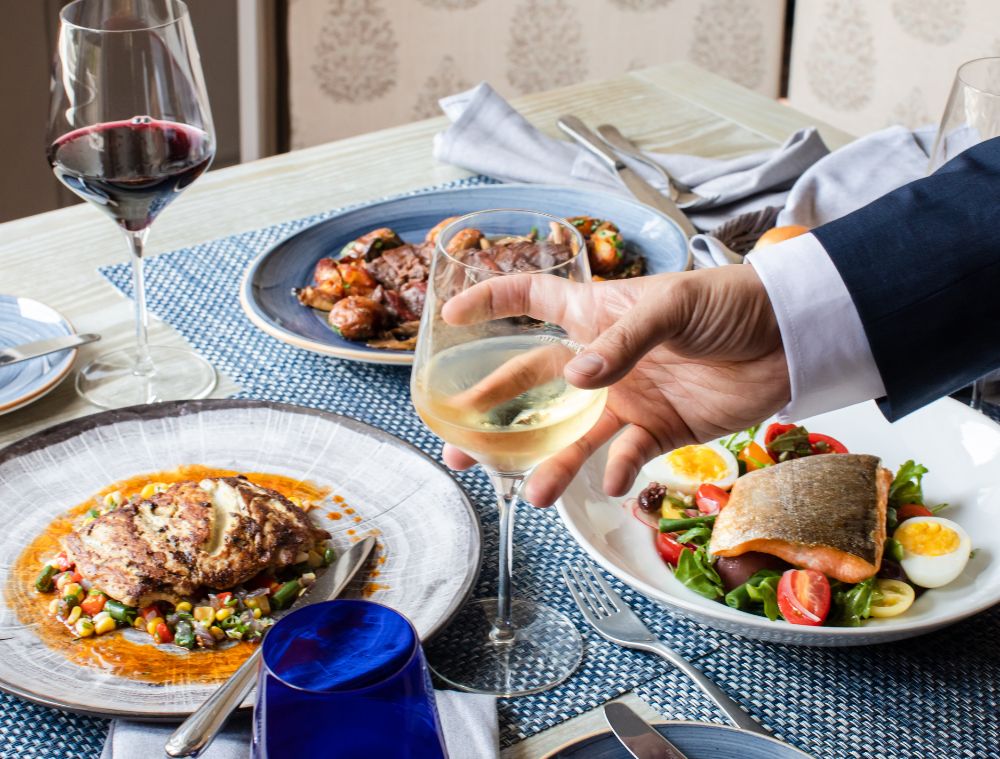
[[154, 622, 174, 644], [896, 503, 934, 521], [695, 484, 730, 515], [738, 442, 775, 472], [764, 423, 797, 447], [808, 432, 848, 455], [140, 604, 161, 622], [777, 569, 831, 626], [216, 592, 234, 608], [53, 552, 73, 572], [80, 592, 106, 616], [655, 532, 687, 566]]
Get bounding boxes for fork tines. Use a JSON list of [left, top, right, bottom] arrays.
[[562, 560, 623, 620]]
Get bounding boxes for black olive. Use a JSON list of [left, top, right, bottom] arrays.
[[638, 483, 666, 513]]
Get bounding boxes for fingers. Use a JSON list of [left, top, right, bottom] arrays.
[[523, 409, 622, 507], [564, 275, 688, 389], [441, 273, 576, 326], [603, 425, 665, 497], [442, 444, 477, 471], [450, 344, 569, 412]]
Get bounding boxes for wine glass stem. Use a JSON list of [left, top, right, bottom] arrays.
[[125, 229, 155, 378], [489, 472, 524, 643]]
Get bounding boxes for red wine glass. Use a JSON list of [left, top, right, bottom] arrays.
[[46, 0, 217, 408]]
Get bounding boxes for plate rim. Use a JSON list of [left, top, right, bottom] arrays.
[[557, 397, 1000, 644], [238, 182, 691, 365], [539, 719, 814, 758], [0, 294, 78, 416], [0, 398, 482, 720]]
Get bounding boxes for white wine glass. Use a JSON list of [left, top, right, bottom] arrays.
[[928, 57, 1000, 411], [46, 0, 217, 408], [411, 210, 607, 696]]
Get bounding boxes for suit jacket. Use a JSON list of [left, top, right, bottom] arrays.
[[813, 136, 1000, 420]]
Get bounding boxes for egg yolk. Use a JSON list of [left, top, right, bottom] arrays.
[[895, 520, 961, 556], [664, 446, 728, 481]]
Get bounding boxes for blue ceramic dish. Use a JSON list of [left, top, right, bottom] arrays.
[[240, 184, 690, 365], [544, 721, 813, 758], [0, 295, 76, 415]]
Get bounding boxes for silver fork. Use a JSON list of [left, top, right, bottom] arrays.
[[562, 560, 772, 737]]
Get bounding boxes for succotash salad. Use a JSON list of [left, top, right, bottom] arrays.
[[633, 423, 972, 627], [33, 483, 336, 650]]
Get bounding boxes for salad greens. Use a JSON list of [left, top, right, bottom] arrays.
[[719, 424, 760, 458], [675, 547, 724, 600], [766, 426, 813, 460], [830, 577, 876, 627], [725, 570, 782, 621]]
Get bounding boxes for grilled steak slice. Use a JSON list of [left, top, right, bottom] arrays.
[[365, 243, 431, 290], [62, 477, 330, 607]]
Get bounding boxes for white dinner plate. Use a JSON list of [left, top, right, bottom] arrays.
[[0, 400, 481, 718], [558, 398, 1000, 646]]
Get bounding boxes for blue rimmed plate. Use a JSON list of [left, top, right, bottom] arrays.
[[239, 184, 690, 365], [542, 721, 812, 758], [0, 295, 77, 416]]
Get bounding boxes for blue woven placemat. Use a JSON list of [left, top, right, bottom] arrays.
[[5, 176, 997, 758]]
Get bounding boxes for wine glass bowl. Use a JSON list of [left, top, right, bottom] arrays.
[[412, 210, 607, 695], [46, 0, 217, 408]]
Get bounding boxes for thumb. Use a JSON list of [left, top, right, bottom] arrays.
[[565, 278, 688, 388]]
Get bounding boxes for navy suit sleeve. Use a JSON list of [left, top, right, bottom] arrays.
[[812, 136, 1000, 420]]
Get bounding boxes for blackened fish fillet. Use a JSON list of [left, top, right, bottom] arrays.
[[709, 454, 890, 583]]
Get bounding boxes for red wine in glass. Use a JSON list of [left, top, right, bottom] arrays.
[[48, 116, 213, 233]]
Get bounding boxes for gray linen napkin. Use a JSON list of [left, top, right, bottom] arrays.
[[433, 82, 830, 233], [100, 690, 497, 758]]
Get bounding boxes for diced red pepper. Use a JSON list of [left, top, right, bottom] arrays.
[[80, 592, 107, 616], [216, 592, 235, 607], [140, 604, 161, 622], [154, 622, 173, 644], [53, 552, 73, 572]]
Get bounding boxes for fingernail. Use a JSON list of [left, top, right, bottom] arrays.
[[567, 352, 604, 376]]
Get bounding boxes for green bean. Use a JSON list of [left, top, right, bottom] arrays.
[[34, 565, 58, 593], [105, 599, 137, 624], [658, 515, 716, 532], [886, 538, 904, 563], [271, 580, 301, 610]]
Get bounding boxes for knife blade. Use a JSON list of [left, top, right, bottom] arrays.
[[0, 333, 100, 367], [557, 115, 698, 240], [604, 703, 691, 759], [165, 535, 378, 758]]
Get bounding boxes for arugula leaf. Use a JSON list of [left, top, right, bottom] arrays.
[[830, 578, 876, 627], [675, 547, 724, 599], [724, 569, 782, 621], [767, 426, 813, 459], [674, 525, 713, 547], [888, 460, 929, 509], [719, 424, 761, 458]]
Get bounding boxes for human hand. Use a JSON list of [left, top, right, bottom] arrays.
[[439, 264, 791, 506]]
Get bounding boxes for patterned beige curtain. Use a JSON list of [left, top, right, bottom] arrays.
[[788, 0, 1000, 136], [287, 0, 787, 149]]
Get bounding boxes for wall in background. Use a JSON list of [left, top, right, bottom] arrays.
[[0, 0, 242, 225]]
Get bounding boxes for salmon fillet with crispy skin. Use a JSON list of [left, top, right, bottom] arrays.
[[709, 453, 891, 583]]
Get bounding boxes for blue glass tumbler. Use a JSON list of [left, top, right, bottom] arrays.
[[252, 600, 448, 758]]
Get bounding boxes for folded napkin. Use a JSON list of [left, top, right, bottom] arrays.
[[100, 689, 497, 758], [433, 82, 830, 233]]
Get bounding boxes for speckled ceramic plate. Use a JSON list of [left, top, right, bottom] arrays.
[[559, 398, 1000, 646], [542, 721, 812, 758], [0, 399, 480, 719], [0, 295, 77, 416], [239, 183, 690, 365]]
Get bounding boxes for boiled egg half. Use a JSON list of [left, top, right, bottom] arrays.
[[641, 442, 739, 496], [894, 516, 971, 589]]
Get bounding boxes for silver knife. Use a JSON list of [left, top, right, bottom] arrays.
[[0, 333, 100, 367], [604, 703, 690, 759], [165, 535, 378, 758], [557, 115, 698, 240]]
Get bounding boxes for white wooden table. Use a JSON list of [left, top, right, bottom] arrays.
[[0, 62, 850, 756]]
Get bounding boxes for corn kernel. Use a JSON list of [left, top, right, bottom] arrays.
[[75, 619, 94, 638], [48, 599, 60, 614], [93, 611, 111, 625], [103, 491, 122, 508], [246, 596, 271, 616], [94, 615, 117, 635], [252, 608, 262, 619], [209, 625, 225, 640], [288, 496, 302, 508], [146, 617, 164, 636], [215, 607, 233, 622], [133, 615, 147, 630], [63, 583, 83, 601], [175, 601, 192, 613], [66, 606, 82, 625], [139, 483, 158, 499], [194, 606, 215, 623]]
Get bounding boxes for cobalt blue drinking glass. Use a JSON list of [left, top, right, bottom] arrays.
[[252, 600, 447, 758]]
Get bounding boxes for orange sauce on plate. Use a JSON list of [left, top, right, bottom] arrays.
[[8, 466, 333, 685]]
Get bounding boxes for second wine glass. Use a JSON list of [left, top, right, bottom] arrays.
[[412, 209, 607, 696]]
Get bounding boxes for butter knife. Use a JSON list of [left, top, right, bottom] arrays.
[[557, 115, 698, 240], [0, 333, 99, 367], [164, 535, 378, 758], [604, 703, 690, 759]]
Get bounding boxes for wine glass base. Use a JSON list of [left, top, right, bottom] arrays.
[[75, 345, 217, 409], [426, 598, 582, 697]]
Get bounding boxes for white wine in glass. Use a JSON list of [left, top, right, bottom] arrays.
[[412, 210, 606, 696]]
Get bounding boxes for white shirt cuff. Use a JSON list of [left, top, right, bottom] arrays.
[[746, 233, 886, 421]]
